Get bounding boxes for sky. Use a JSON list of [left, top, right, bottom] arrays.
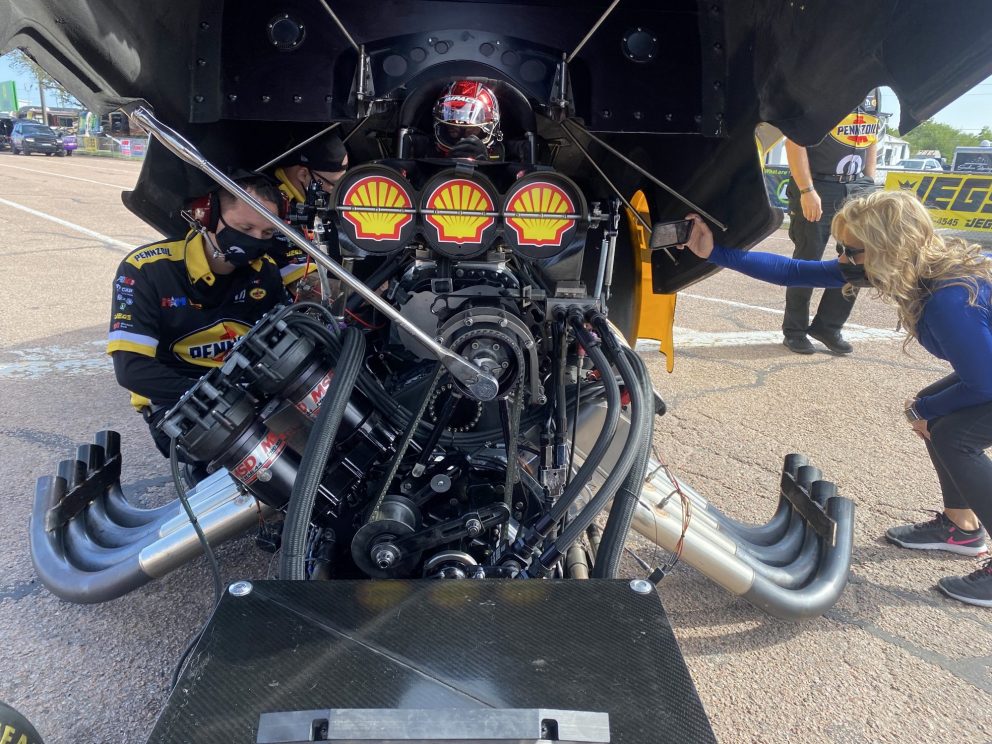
[[0, 53, 988, 134], [879, 76, 992, 135]]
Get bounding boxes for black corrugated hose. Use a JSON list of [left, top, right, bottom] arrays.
[[591, 338, 654, 578], [537, 312, 622, 530], [533, 317, 644, 570], [281, 325, 366, 580], [538, 315, 646, 572]]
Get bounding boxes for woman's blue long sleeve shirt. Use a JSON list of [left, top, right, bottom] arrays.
[[708, 245, 992, 420]]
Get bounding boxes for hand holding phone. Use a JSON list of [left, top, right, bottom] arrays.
[[650, 219, 693, 250]]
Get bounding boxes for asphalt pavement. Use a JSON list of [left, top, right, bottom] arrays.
[[0, 153, 990, 744]]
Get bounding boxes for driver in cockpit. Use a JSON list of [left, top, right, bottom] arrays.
[[433, 80, 504, 161]]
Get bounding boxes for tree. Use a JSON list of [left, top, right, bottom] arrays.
[[897, 120, 986, 157], [4, 49, 78, 123]]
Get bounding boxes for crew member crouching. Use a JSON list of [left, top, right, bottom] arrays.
[[107, 176, 290, 463], [269, 134, 349, 300]]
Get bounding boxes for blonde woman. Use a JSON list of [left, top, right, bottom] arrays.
[[678, 190, 992, 607]]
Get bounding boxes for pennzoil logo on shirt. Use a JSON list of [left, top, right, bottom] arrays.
[[173, 320, 251, 366], [249, 287, 267, 300], [828, 113, 880, 148], [130, 245, 172, 263]]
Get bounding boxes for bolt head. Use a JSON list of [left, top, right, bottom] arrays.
[[373, 544, 400, 569], [630, 579, 653, 595], [229, 581, 253, 597]]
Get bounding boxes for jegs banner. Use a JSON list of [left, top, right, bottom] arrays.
[[884, 171, 992, 234]]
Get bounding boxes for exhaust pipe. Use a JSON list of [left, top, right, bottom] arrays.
[[631, 486, 855, 619], [571, 398, 856, 619], [32, 382, 856, 619], [30, 433, 273, 604]]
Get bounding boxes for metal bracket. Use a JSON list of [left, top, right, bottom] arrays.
[[780, 470, 837, 545], [256, 708, 611, 744], [45, 454, 122, 532], [391, 503, 511, 556]]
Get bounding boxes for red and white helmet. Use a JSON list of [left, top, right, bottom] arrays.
[[433, 80, 501, 153]]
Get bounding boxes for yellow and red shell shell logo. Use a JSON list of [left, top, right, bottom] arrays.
[[340, 175, 413, 241], [424, 179, 495, 243], [829, 112, 880, 148], [505, 182, 576, 247]]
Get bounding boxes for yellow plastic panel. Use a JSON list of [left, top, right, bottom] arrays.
[[627, 190, 677, 373]]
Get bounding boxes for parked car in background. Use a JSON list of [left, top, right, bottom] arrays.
[[10, 120, 66, 156], [893, 157, 944, 171], [952, 144, 992, 173], [0, 117, 12, 150], [56, 128, 78, 155]]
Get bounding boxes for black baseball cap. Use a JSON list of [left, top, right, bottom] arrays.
[[285, 134, 347, 172]]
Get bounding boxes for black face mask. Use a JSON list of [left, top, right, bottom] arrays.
[[446, 135, 489, 160], [839, 261, 872, 288], [214, 217, 277, 267]]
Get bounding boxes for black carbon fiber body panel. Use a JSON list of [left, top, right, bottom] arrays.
[[148, 580, 714, 743]]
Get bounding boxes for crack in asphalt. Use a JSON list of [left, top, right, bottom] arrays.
[[0, 427, 79, 452], [825, 603, 992, 694]]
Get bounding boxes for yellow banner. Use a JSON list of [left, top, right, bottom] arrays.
[[884, 171, 992, 233]]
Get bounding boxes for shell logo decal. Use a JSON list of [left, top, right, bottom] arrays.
[[173, 320, 251, 366], [424, 179, 495, 243], [505, 182, 576, 247], [340, 175, 413, 241], [829, 112, 880, 148]]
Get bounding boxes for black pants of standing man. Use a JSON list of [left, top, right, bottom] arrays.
[[782, 176, 875, 350]]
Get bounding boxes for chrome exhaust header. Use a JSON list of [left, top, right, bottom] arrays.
[[571, 398, 856, 619], [30, 431, 273, 604]]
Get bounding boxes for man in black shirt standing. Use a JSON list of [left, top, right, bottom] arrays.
[[107, 176, 291, 458], [781, 90, 880, 354]]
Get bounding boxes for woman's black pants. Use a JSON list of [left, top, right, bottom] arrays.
[[921, 373, 992, 531]]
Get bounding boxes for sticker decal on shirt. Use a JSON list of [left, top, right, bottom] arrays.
[[173, 320, 252, 366], [828, 112, 880, 148]]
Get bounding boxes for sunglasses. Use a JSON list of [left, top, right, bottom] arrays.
[[837, 242, 865, 261]]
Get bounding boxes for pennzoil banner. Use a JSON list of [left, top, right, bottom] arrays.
[[885, 171, 992, 234]]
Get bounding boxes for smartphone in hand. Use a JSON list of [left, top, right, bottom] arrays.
[[649, 219, 693, 250]]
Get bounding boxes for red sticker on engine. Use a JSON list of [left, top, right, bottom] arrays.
[[294, 370, 335, 420], [232, 430, 287, 485]]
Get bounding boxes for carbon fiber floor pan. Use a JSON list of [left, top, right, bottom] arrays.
[[148, 580, 715, 743]]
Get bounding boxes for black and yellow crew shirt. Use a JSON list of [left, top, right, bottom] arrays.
[[107, 231, 289, 409], [807, 89, 882, 180], [272, 166, 320, 284]]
